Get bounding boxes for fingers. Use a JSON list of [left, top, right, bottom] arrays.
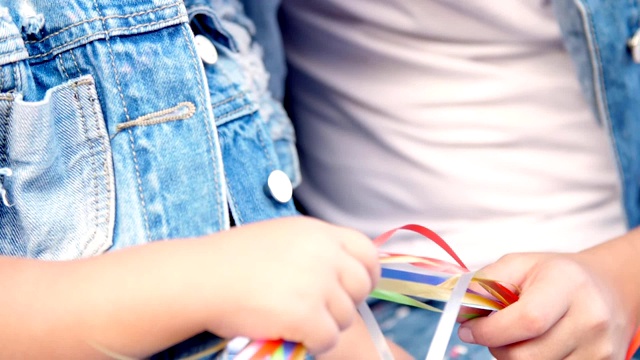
[[461, 255, 626, 360], [301, 309, 340, 355], [326, 280, 357, 331], [488, 310, 577, 360], [460, 261, 573, 347], [337, 251, 375, 305], [334, 226, 381, 290], [487, 294, 620, 360], [322, 251, 371, 335]]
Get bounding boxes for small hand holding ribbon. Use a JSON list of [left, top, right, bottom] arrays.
[[224, 224, 520, 360]]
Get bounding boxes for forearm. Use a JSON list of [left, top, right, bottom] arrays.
[[576, 226, 640, 330], [0, 239, 214, 359]]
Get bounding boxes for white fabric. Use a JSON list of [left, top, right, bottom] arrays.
[[281, 0, 627, 270]]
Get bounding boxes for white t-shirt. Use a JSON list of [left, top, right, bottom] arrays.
[[281, 0, 627, 270]]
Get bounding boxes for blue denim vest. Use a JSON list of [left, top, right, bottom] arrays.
[[552, 0, 640, 229], [0, 0, 299, 259]]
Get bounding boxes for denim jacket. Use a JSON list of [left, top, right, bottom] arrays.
[[0, 0, 299, 259], [552, 0, 640, 229]]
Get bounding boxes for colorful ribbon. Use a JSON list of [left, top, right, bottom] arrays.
[[210, 224, 520, 360]]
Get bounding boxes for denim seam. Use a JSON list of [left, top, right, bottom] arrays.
[[210, 91, 245, 108], [0, 66, 5, 90], [126, 130, 150, 240], [91, 0, 150, 240], [24, 1, 183, 45], [0, 99, 10, 168], [208, 53, 251, 224], [573, 1, 626, 228], [70, 49, 82, 75], [56, 54, 70, 80], [86, 79, 113, 248], [215, 104, 253, 123], [575, 2, 613, 132], [179, 24, 223, 228], [29, 14, 187, 61], [211, 59, 255, 123], [0, 100, 9, 202], [80, 79, 111, 254], [71, 80, 100, 250]]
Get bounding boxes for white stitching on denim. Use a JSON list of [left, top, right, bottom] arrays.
[[85, 79, 113, 250], [93, 0, 151, 241], [0, 100, 10, 185], [74, 80, 110, 255], [215, 104, 253, 123], [213, 64, 246, 224], [29, 14, 187, 61], [56, 55, 70, 80], [69, 49, 82, 75], [25, 2, 183, 45], [115, 102, 196, 131], [71, 80, 100, 247], [180, 25, 223, 228], [126, 128, 151, 238]]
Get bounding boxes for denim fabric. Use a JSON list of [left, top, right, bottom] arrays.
[[0, 0, 300, 356], [240, 0, 287, 101], [0, 0, 299, 254], [552, 0, 640, 229], [371, 301, 492, 360]]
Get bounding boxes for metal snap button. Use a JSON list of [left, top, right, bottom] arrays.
[[194, 34, 219, 65], [628, 29, 640, 63], [266, 170, 293, 204]]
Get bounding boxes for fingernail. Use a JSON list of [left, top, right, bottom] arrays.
[[458, 327, 476, 344]]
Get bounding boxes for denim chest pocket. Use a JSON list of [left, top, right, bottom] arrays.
[[0, 74, 114, 260]]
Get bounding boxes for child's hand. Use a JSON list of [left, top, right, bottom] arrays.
[[198, 216, 380, 355]]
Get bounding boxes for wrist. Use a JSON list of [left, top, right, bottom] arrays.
[[574, 228, 640, 331]]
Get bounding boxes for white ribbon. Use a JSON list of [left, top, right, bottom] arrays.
[[358, 302, 395, 360], [425, 271, 475, 360]]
